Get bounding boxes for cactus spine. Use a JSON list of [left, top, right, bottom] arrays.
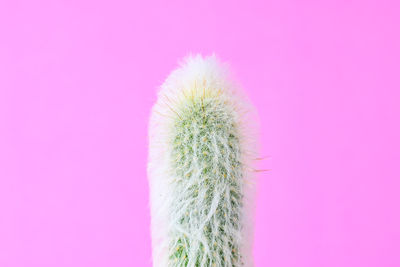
[[148, 55, 257, 267]]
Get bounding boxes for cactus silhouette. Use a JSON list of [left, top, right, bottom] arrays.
[[148, 55, 257, 267]]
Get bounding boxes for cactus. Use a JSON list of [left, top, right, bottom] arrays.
[[148, 55, 257, 267]]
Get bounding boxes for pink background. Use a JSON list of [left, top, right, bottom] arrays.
[[1, 0, 399, 266]]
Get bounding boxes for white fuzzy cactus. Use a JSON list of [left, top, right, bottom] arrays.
[[148, 55, 258, 267]]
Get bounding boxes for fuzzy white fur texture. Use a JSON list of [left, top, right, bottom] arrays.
[[148, 55, 258, 267]]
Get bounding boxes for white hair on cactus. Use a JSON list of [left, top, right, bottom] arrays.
[[148, 54, 258, 267]]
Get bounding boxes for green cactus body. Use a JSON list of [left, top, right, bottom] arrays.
[[148, 55, 256, 267], [168, 95, 244, 266]]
